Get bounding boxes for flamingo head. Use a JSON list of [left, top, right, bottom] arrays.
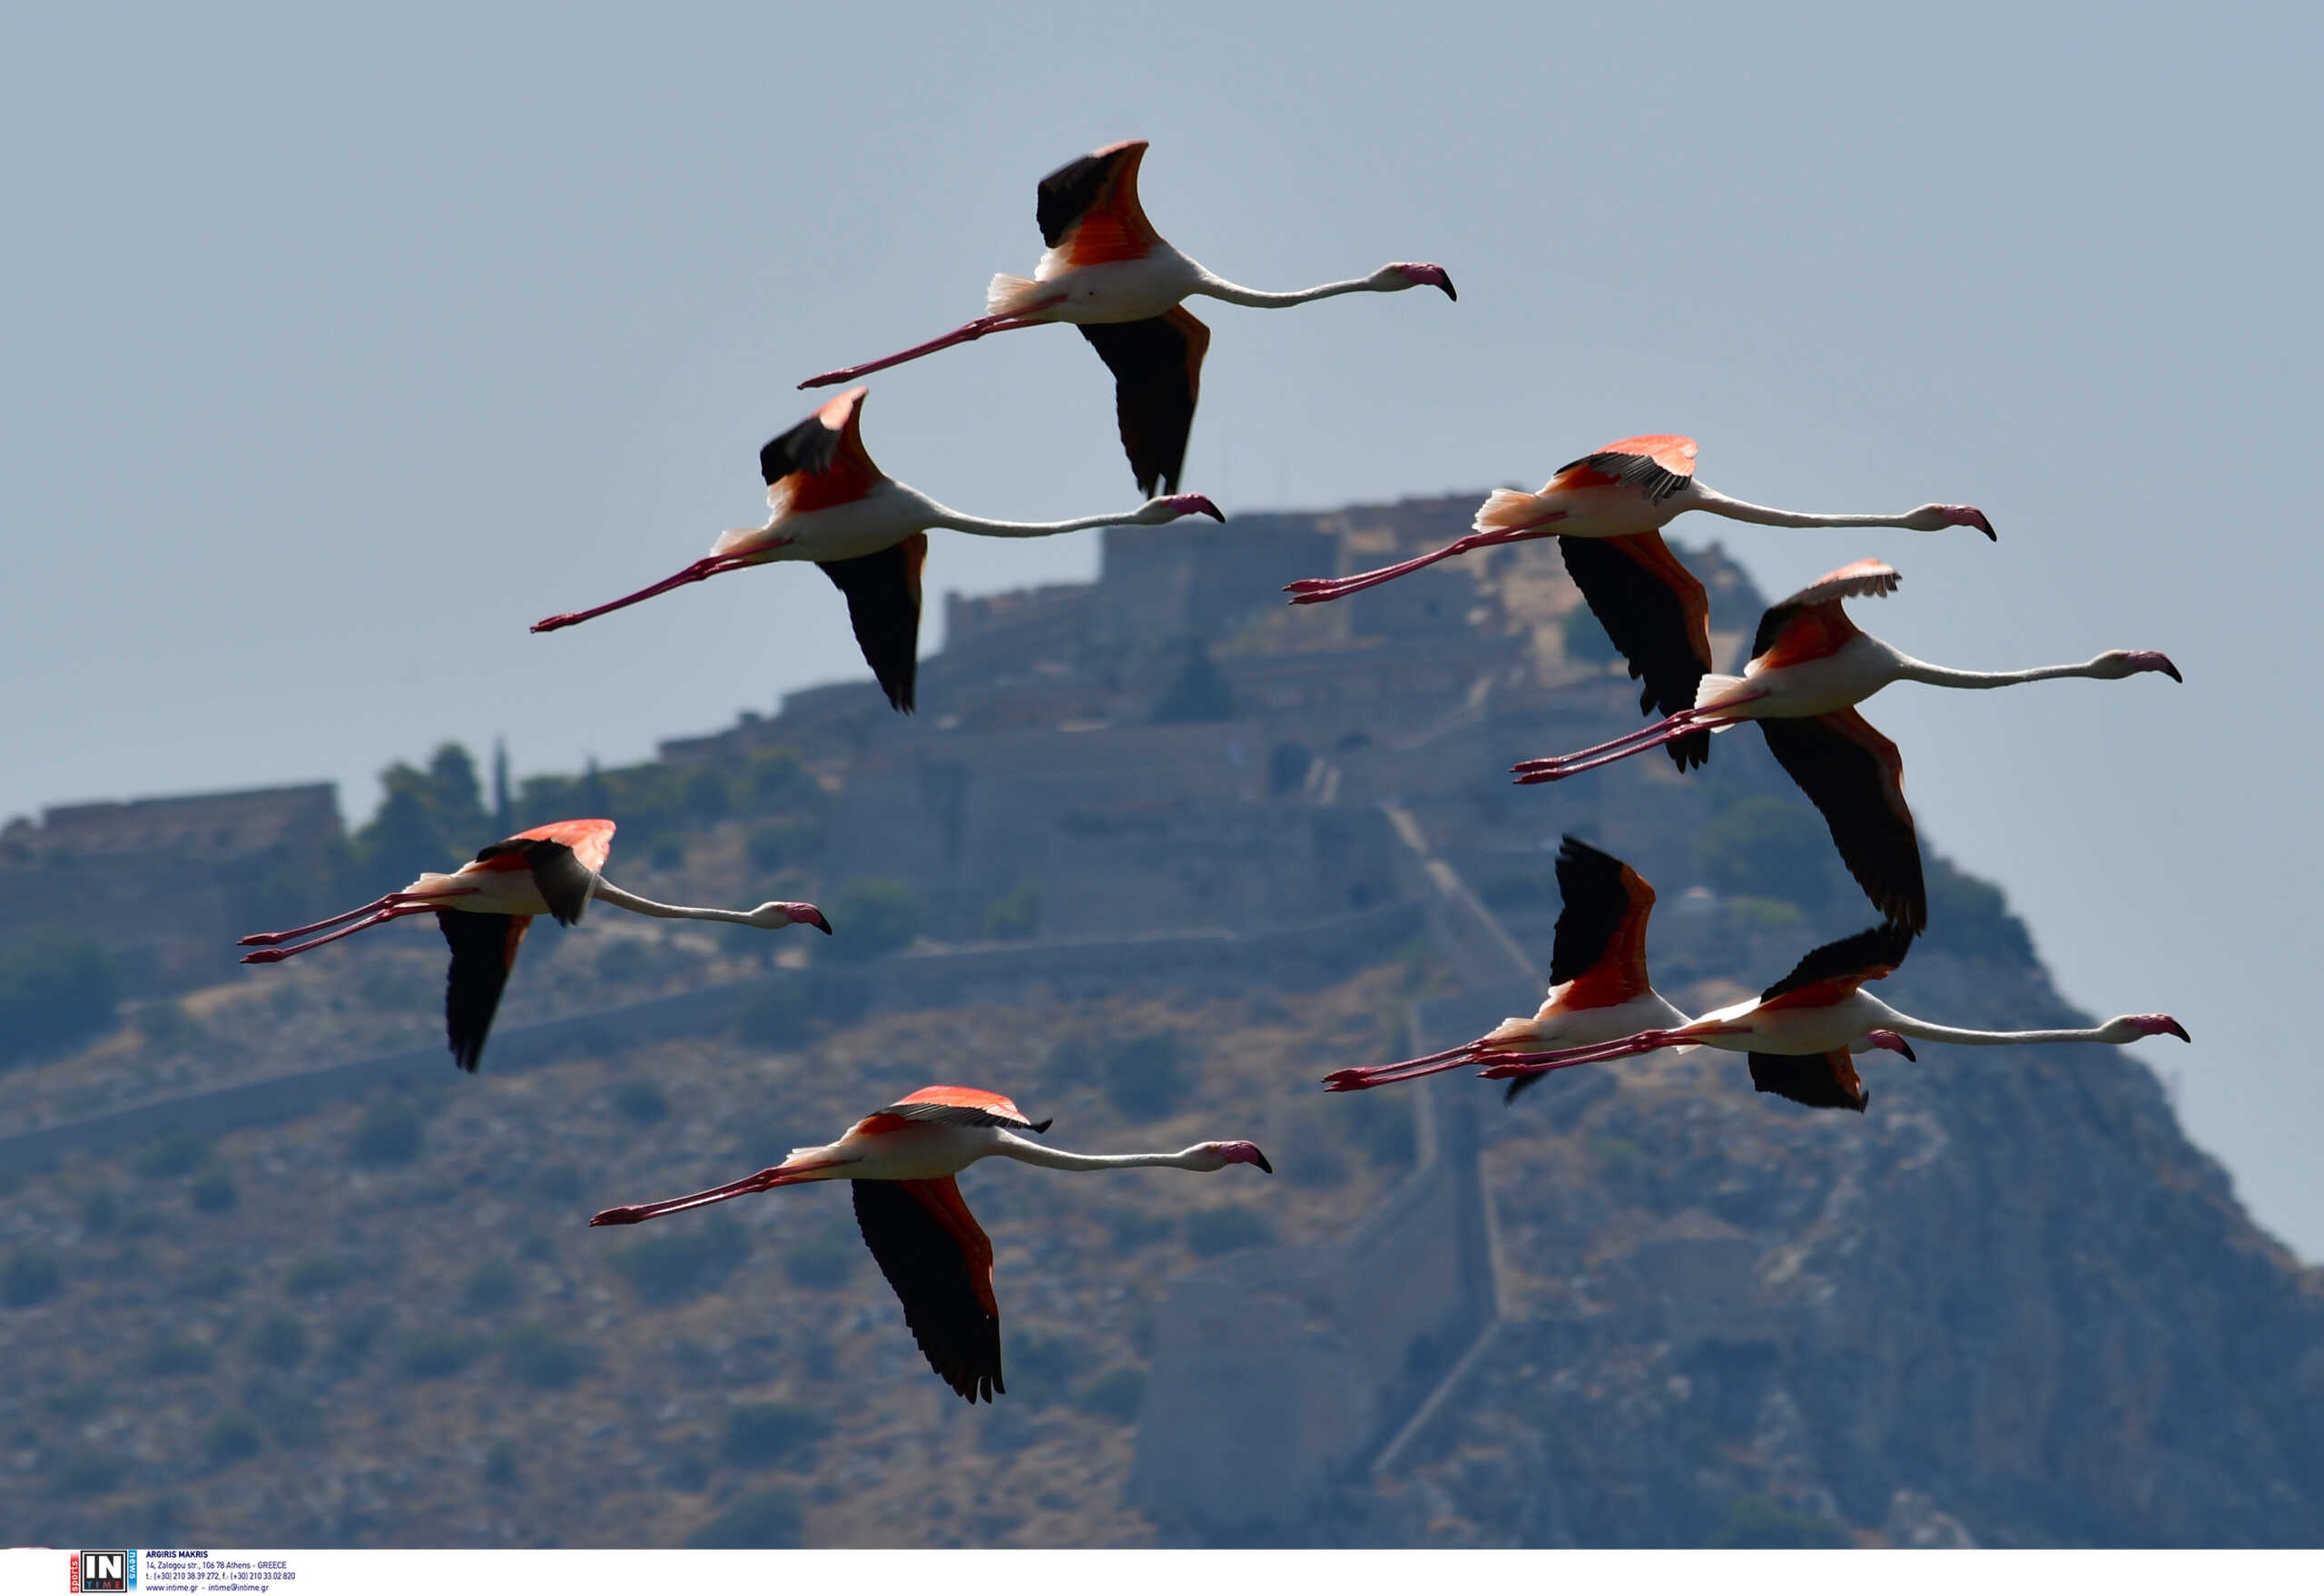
[[1905, 503, 1997, 538], [1192, 1140, 1274, 1174], [1377, 262, 1457, 300], [1862, 1029, 1916, 1061], [748, 901, 832, 933], [1145, 494, 1225, 524], [2093, 649, 2182, 683], [2103, 1013, 2191, 1042]]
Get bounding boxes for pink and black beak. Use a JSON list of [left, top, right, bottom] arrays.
[[1398, 262, 1457, 300], [1219, 1141, 1273, 1174], [2138, 1014, 2192, 1042], [2127, 651, 2182, 683], [1164, 494, 1226, 522], [799, 906, 834, 935], [1864, 1029, 1916, 1061]]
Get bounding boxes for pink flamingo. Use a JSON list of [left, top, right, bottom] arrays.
[[1469, 923, 2188, 1113], [1324, 836, 1685, 1098], [1510, 559, 2181, 932], [799, 140, 1453, 495], [590, 1086, 1270, 1402], [1284, 439, 1993, 769], [532, 388, 1220, 712], [238, 819, 828, 1071]]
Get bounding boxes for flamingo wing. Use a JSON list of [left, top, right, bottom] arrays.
[[1559, 531, 1715, 768], [1078, 307, 1210, 496], [438, 911, 532, 1073], [1036, 140, 1159, 266], [853, 1177, 1005, 1404], [817, 532, 928, 714], [879, 1085, 1053, 1134], [1553, 435, 1699, 504], [1758, 711, 1927, 933], [1747, 1049, 1871, 1112], [1548, 835, 1656, 998], [1749, 558, 1898, 666], [762, 389, 882, 516], [1758, 921, 1916, 1007]]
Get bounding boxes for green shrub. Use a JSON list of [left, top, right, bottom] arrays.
[[1150, 638, 1235, 724], [533, 1163, 585, 1204], [396, 1333, 480, 1380], [83, 1191, 119, 1234], [782, 1233, 856, 1290], [326, 1315, 379, 1370], [1074, 1366, 1148, 1423], [981, 877, 1042, 941], [745, 818, 822, 873], [1560, 602, 1624, 665], [2, 1250, 63, 1308], [613, 1079, 669, 1127], [54, 1453, 123, 1497], [458, 1266, 510, 1316], [1712, 1494, 1850, 1549], [137, 1133, 209, 1180], [611, 1216, 751, 1306], [684, 1489, 805, 1549], [482, 1439, 521, 1490], [181, 1263, 245, 1301], [819, 878, 925, 963], [1100, 1031, 1189, 1118], [734, 970, 813, 1048], [350, 1100, 423, 1167], [248, 1315, 310, 1369], [45, 1384, 104, 1419], [241, 1379, 324, 1450], [1185, 1205, 1276, 1258], [1009, 1332, 1085, 1397], [286, 1256, 353, 1298], [191, 1174, 238, 1214], [720, 1403, 830, 1468], [0, 935, 120, 1063], [145, 1338, 215, 1377], [203, 1414, 264, 1468], [498, 1325, 590, 1392], [1696, 795, 1839, 909]]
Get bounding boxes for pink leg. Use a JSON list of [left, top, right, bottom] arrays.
[[239, 903, 436, 963], [1475, 1025, 1740, 1079], [588, 1161, 846, 1226], [238, 894, 403, 945], [1322, 1038, 1494, 1093], [797, 303, 1065, 389], [531, 552, 765, 634], [1512, 694, 1768, 780], [1283, 528, 1540, 605]]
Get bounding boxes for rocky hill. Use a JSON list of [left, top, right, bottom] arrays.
[[5, 496, 2318, 1548]]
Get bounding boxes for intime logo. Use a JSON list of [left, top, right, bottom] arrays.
[[70, 1549, 135, 1591]]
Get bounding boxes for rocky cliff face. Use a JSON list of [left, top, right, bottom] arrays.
[[5, 494, 2318, 1549], [1365, 940, 2324, 1548]]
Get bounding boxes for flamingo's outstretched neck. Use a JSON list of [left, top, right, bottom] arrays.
[[799, 302, 1065, 389]]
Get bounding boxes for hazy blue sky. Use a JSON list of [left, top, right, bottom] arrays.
[[5, 5, 2318, 1249]]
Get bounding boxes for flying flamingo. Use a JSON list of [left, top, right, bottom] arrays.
[[238, 819, 830, 1071], [1324, 836, 1686, 1100], [589, 1085, 1271, 1402], [798, 140, 1454, 496], [1283, 438, 1994, 769], [531, 387, 1221, 712], [1467, 922, 2188, 1113], [1510, 558, 2181, 932]]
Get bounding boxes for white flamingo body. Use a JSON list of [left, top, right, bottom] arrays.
[[997, 243, 1206, 323], [1471, 924, 2189, 1114]]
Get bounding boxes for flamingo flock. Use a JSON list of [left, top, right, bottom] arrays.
[[222, 139, 2191, 1406]]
